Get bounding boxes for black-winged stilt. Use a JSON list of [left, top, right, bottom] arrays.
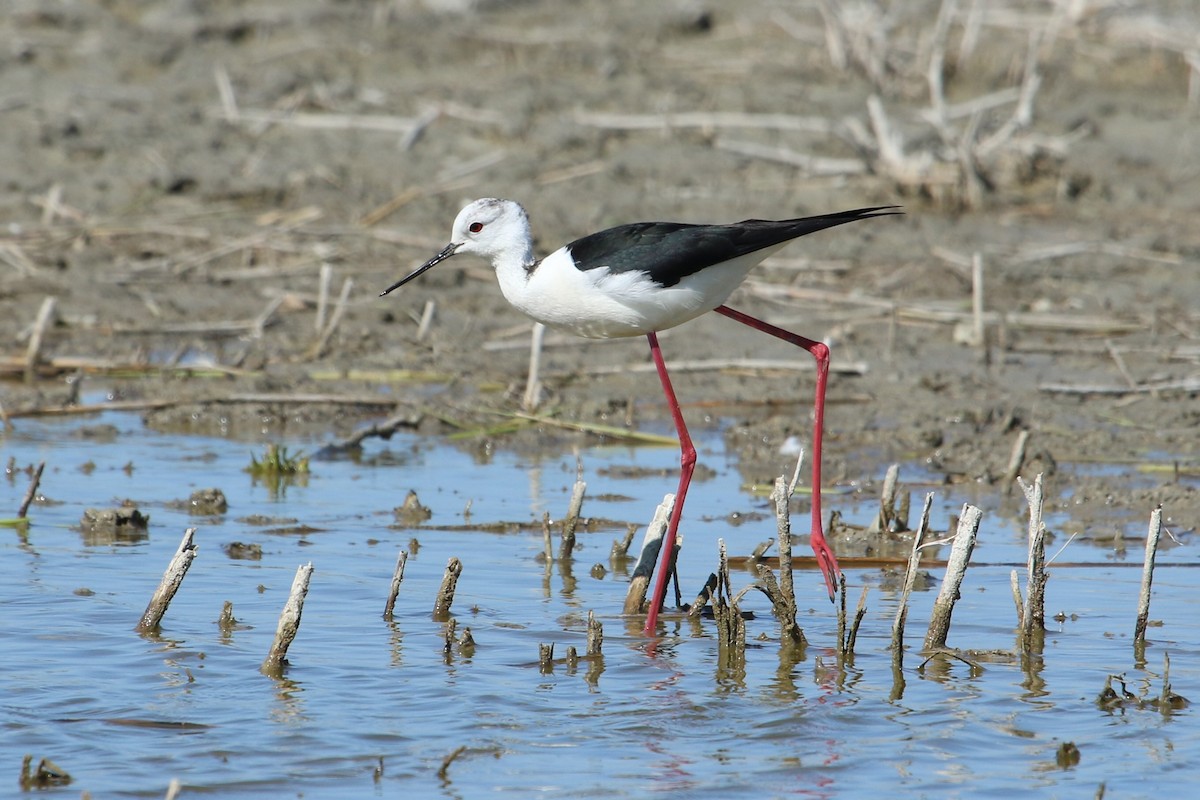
[[382, 198, 901, 633]]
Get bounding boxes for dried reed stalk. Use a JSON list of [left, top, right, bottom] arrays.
[[624, 494, 673, 616], [433, 557, 463, 621], [1134, 506, 1164, 646], [768, 476, 804, 644], [23, 297, 57, 384], [136, 528, 198, 632], [383, 549, 408, 619], [923, 504, 982, 651], [586, 610, 603, 657], [712, 540, 747, 656], [1017, 474, 1048, 649], [559, 479, 586, 560], [261, 562, 313, 673], [523, 322, 545, 412], [17, 460, 45, 518]]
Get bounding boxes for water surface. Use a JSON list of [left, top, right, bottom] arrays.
[[2, 410, 1195, 798]]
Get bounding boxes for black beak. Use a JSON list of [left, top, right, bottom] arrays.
[[379, 242, 460, 297]]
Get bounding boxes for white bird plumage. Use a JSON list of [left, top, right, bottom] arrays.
[[436, 199, 782, 338], [382, 196, 901, 634]]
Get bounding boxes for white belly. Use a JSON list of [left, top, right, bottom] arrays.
[[494, 247, 784, 339]]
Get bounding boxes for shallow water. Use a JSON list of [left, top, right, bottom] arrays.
[[2, 410, 1196, 798]]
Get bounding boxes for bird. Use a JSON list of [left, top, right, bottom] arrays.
[[382, 198, 901, 633]]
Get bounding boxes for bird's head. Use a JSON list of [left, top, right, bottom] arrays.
[[380, 198, 533, 296]]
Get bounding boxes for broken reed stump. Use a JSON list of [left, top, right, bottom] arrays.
[[1017, 473, 1049, 649], [1003, 430, 1031, 487], [610, 523, 636, 560], [623, 494, 673, 616], [383, 549, 408, 620], [754, 565, 807, 648], [262, 562, 314, 674], [19, 755, 71, 789], [891, 493, 934, 657], [433, 557, 463, 621], [869, 463, 909, 533], [839, 581, 868, 658], [1134, 505, 1164, 647], [218, 601, 237, 634], [687, 572, 719, 618], [769, 477, 803, 644], [712, 539, 747, 658], [923, 504, 983, 651], [586, 609, 603, 657], [136, 527, 198, 632], [540, 511, 553, 562], [559, 479, 587, 560], [17, 460, 45, 518]]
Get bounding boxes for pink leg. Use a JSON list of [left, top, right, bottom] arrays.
[[643, 332, 696, 634], [714, 304, 840, 600]]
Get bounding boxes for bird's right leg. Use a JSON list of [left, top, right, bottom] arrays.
[[642, 331, 696, 634]]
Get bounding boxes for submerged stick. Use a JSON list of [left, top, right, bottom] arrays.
[[433, 557, 463, 621], [891, 493, 934, 654], [17, 460, 45, 518], [1134, 506, 1164, 645], [559, 479, 587, 560], [262, 562, 314, 672], [438, 745, 468, 782], [1018, 473, 1048, 647], [136, 528, 198, 632], [624, 494, 673, 615], [923, 504, 982, 651], [383, 549, 409, 619]]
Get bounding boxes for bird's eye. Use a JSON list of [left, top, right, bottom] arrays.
[[469, 222, 484, 234]]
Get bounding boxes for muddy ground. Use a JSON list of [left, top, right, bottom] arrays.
[[2, 0, 1198, 549]]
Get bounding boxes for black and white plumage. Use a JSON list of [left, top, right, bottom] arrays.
[[382, 199, 898, 338], [383, 198, 901, 633]]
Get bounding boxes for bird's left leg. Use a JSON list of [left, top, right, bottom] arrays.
[[714, 305, 840, 599]]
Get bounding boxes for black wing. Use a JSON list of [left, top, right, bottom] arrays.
[[566, 206, 900, 288]]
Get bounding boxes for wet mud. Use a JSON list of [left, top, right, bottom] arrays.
[[2, 1, 1198, 545]]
